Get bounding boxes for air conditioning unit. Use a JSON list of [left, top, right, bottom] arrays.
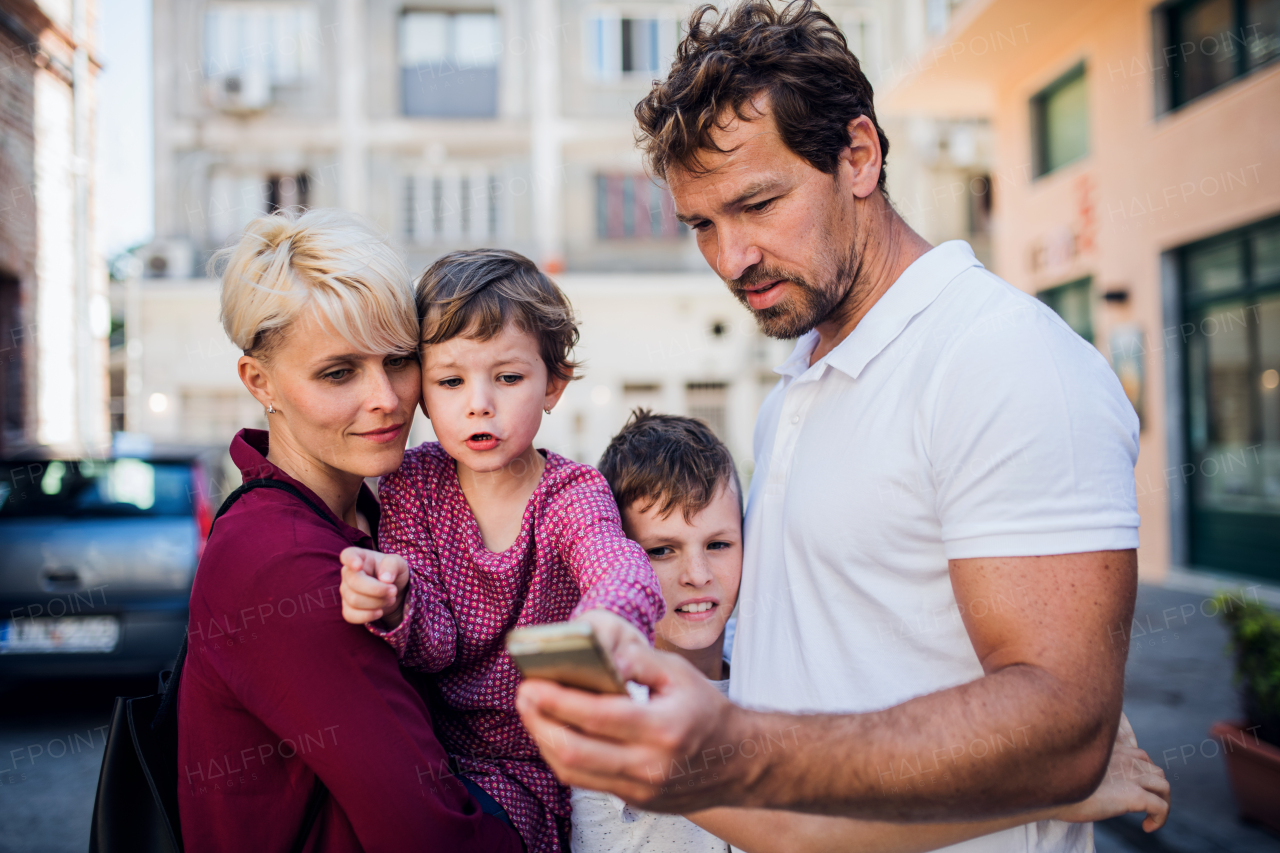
[[207, 66, 271, 113], [140, 239, 194, 279]]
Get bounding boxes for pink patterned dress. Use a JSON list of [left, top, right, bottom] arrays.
[[373, 442, 665, 853]]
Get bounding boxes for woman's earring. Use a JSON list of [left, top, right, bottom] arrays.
[[267, 404, 275, 415], [544, 407, 552, 415]]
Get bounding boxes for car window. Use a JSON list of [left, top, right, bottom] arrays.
[[0, 460, 194, 518]]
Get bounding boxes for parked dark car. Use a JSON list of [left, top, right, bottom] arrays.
[[0, 450, 224, 685]]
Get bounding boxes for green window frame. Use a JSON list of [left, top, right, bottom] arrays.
[[1180, 215, 1280, 580], [1158, 0, 1280, 111], [1037, 276, 1094, 343], [1031, 63, 1088, 178]]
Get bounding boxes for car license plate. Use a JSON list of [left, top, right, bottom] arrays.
[[0, 616, 120, 653]]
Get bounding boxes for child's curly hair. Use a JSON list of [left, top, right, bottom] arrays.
[[415, 249, 581, 383]]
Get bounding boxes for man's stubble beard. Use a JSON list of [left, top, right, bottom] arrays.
[[728, 235, 862, 341]]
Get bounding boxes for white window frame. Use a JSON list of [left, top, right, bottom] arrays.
[[207, 171, 271, 245], [203, 2, 321, 84], [582, 6, 683, 82], [404, 167, 502, 246], [399, 10, 501, 73], [841, 9, 881, 84]]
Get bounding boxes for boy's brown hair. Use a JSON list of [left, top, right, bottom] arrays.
[[598, 409, 742, 522], [633, 0, 889, 192], [415, 249, 581, 383]]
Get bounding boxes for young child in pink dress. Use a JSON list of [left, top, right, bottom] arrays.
[[338, 249, 664, 853]]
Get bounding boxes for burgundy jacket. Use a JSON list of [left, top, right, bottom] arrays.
[[177, 429, 521, 853]]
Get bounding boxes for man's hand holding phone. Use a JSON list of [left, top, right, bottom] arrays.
[[577, 609, 650, 669], [506, 611, 649, 695], [516, 639, 740, 810], [339, 547, 409, 629]]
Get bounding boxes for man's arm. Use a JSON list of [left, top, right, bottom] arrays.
[[516, 548, 1135, 819], [686, 724, 1168, 852]]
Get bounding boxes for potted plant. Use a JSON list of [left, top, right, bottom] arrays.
[[1212, 592, 1280, 833]]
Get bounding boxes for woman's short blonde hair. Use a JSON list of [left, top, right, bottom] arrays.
[[214, 208, 419, 359]]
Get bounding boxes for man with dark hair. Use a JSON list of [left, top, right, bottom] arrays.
[[518, 2, 1144, 851]]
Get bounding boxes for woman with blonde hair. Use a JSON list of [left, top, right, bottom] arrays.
[[176, 208, 521, 853]]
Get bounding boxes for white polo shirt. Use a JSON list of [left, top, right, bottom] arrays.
[[728, 241, 1139, 853]]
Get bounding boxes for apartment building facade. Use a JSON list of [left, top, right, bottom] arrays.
[[132, 0, 993, 473], [885, 0, 1280, 583], [0, 0, 108, 456]]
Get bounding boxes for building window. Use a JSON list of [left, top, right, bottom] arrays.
[[1181, 216, 1280, 579], [203, 2, 320, 110], [925, 0, 965, 36], [596, 173, 684, 240], [622, 382, 663, 418], [686, 381, 728, 441], [204, 169, 309, 244], [1031, 64, 1088, 178], [269, 172, 310, 212], [109, 365, 125, 434], [1037, 277, 1094, 343], [968, 173, 992, 237], [0, 274, 23, 445], [404, 171, 501, 245], [205, 170, 313, 245], [585, 12, 679, 81], [841, 11, 880, 82], [1159, 0, 1280, 110], [208, 172, 271, 245], [400, 11, 499, 118]]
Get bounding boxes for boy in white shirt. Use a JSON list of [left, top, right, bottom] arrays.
[[575, 410, 1170, 853], [575, 410, 743, 853]]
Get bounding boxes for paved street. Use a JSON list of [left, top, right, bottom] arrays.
[[0, 584, 1278, 851], [0, 676, 151, 853], [1097, 583, 1280, 853]]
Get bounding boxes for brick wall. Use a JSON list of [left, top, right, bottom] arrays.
[[0, 25, 37, 282], [0, 23, 37, 448]]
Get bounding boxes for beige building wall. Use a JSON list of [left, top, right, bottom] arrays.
[[128, 275, 791, 476], [134, 0, 988, 478], [884, 0, 1280, 581], [545, 274, 794, 470], [0, 0, 109, 455]]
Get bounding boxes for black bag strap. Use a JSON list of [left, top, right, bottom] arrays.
[[214, 478, 339, 533], [165, 478, 340, 848]]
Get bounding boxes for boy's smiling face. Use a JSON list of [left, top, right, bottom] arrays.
[[622, 482, 742, 658]]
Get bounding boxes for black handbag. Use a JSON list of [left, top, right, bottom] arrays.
[[89, 479, 340, 853]]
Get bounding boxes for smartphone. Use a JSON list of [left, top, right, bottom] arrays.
[[506, 621, 627, 695]]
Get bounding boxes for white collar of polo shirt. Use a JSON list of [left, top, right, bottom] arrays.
[[773, 330, 821, 381], [773, 240, 984, 385]]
